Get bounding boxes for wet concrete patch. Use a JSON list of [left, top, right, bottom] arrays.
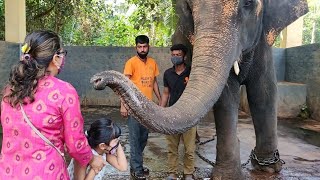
[[278, 118, 320, 147], [78, 107, 320, 179], [1, 107, 320, 179]]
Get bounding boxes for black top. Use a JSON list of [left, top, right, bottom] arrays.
[[163, 66, 191, 106]]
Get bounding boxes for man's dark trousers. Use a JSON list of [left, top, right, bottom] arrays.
[[128, 115, 149, 173]]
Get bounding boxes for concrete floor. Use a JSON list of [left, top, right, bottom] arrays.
[[1, 106, 319, 179], [81, 107, 320, 180]]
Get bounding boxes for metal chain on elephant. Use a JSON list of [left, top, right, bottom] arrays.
[[195, 137, 216, 166], [195, 137, 252, 168], [250, 149, 286, 166]]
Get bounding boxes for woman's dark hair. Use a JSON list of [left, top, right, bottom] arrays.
[[135, 35, 149, 45], [3, 30, 61, 107], [86, 118, 121, 148]]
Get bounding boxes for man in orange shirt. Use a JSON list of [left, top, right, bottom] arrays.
[[120, 35, 161, 180]]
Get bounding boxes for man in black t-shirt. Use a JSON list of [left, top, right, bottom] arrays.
[[160, 44, 196, 180]]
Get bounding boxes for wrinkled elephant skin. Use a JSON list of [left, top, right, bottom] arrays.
[[91, 0, 308, 179]]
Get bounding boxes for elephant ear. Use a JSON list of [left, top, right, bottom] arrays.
[[263, 0, 309, 46]]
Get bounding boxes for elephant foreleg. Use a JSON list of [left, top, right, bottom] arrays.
[[246, 45, 282, 173], [212, 78, 244, 180]]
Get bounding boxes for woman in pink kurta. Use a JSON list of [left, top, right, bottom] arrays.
[[0, 30, 104, 179]]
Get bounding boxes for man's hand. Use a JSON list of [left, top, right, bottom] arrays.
[[160, 87, 170, 107]]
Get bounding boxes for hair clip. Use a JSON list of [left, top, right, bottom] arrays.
[[20, 54, 31, 62], [21, 43, 31, 53]]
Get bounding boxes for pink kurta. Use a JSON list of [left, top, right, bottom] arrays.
[[0, 75, 93, 179]]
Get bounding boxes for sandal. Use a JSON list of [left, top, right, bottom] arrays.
[[131, 171, 146, 180], [143, 167, 150, 175]]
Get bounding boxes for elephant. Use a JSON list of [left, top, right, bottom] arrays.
[[90, 0, 308, 179]]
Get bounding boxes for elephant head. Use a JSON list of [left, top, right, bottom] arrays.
[[91, 0, 308, 134]]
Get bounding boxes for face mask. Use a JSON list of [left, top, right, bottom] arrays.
[[137, 52, 148, 59], [57, 55, 66, 74], [108, 141, 120, 155], [171, 56, 184, 65]]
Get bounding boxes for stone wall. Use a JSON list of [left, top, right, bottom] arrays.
[[285, 44, 320, 120]]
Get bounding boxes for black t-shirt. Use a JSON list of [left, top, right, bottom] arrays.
[[163, 66, 191, 106]]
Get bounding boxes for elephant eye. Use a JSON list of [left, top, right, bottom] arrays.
[[244, 0, 253, 7]]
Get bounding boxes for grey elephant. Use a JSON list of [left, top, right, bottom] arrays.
[[91, 0, 308, 179]]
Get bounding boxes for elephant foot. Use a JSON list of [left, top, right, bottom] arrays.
[[210, 164, 245, 180], [250, 149, 285, 173]]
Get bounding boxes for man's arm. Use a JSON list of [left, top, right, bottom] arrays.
[[120, 75, 131, 118], [160, 87, 170, 107], [153, 77, 162, 105]]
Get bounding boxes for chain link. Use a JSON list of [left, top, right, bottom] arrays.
[[196, 146, 216, 166], [241, 157, 251, 167], [195, 137, 216, 166], [195, 137, 251, 168], [250, 149, 285, 166], [195, 138, 285, 168], [198, 138, 215, 146]]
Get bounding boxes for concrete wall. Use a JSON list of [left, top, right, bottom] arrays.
[[240, 82, 307, 118], [273, 48, 286, 81], [239, 48, 288, 117], [240, 45, 319, 119], [277, 82, 307, 118], [60, 46, 172, 106], [0, 42, 20, 87], [0, 42, 172, 106], [285, 44, 320, 120], [0, 41, 319, 120]]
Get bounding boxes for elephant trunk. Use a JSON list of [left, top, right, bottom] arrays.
[[91, 1, 240, 134]]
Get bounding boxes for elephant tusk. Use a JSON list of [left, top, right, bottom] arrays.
[[233, 61, 240, 75]]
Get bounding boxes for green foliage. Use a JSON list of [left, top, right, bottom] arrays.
[[303, 0, 320, 44], [273, 36, 281, 48], [127, 0, 176, 46], [26, 0, 78, 35], [0, 0, 4, 40], [60, 0, 108, 45], [273, 0, 320, 47], [0, 0, 320, 47], [3, 0, 317, 46], [72, 0, 176, 46], [0, 0, 175, 46], [298, 104, 311, 119]]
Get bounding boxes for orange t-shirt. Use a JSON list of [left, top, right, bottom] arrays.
[[124, 56, 160, 100]]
